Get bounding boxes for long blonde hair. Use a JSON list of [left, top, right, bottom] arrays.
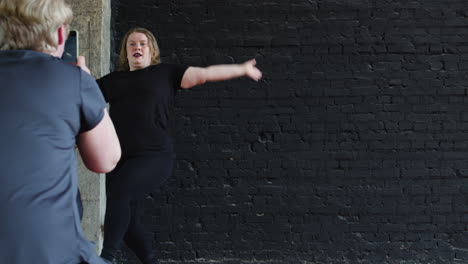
[[0, 0, 73, 52], [118, 27, 161, 71]]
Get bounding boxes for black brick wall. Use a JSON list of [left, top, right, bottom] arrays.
[[110, 1, 468, 263]]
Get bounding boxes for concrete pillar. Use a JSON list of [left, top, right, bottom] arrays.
[[68, 0, 111, 253]]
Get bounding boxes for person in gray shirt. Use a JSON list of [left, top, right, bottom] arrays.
[[0, 0, 121, 263]]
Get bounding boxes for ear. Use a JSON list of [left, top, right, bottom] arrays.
[[57, 25, 66, 46]]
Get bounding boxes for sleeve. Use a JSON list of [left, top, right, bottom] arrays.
[[79, 70, 106, 133], [168, 63, 189, 91], [95, 75, 109, 102]]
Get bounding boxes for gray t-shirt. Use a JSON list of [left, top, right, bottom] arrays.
[[0, 50, 108, 264]]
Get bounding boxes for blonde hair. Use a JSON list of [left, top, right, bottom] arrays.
[[0, 0, 73, 52], [118, 27, 161, 71]]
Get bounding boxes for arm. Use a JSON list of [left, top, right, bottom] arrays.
[[180, 58, 262, 89], [76, 109, 121, 173]]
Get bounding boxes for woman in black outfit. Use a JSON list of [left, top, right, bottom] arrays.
[[97, 27, 262, 264]]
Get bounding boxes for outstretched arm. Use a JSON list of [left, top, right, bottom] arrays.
[[180, 59, 262, 89]]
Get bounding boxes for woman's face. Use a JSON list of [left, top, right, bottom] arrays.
[[126, 32, 152, 71]]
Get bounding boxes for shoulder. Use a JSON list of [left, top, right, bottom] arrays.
[[97, 70, 126, 85], [148, 63, 188, 73], [99, 70, 125, 80], [41, 58, 84, 85], [43, 56, 82, 76]]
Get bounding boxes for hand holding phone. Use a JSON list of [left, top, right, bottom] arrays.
[[76, 56, 90, 74]]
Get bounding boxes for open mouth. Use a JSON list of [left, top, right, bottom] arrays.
[[133, 53, 142, 58]]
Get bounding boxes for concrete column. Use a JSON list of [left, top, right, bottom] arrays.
[[68, 0, 111, 253]]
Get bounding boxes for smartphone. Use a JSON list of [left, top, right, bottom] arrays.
[[61, 30, 79, 63]]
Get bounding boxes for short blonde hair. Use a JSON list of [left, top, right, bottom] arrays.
[[0, 0, 73, 52], [118, 27, 161, 71]]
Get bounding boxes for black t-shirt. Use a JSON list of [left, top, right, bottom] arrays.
[[97, 63, 188, 156]]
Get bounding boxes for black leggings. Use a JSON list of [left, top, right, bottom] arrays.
[[101, 152, 174, 262]]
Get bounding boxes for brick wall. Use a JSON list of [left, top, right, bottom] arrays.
[[111, 1, 468, 263]]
